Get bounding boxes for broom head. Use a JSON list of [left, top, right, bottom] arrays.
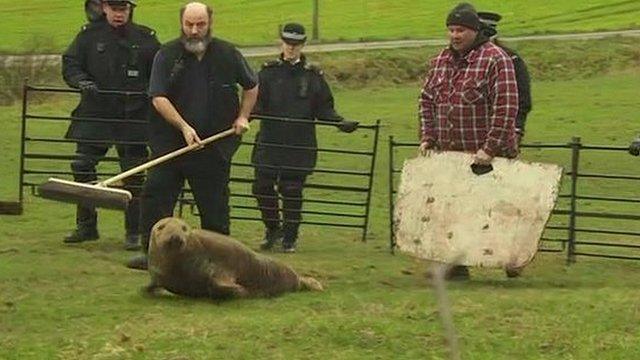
[[38, 178, 132, 210]]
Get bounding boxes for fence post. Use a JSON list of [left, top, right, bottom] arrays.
[[388, 135, 395, 254], [567, 136, 581, 264], [361, 120, 380, 242], [19, 81, 29, 207], [311, 0, 319, 41]]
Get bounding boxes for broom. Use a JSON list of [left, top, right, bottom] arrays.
[[38, 128, 237, 210]]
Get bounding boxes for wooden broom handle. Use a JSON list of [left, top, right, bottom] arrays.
[[99, 128, 237, 187]]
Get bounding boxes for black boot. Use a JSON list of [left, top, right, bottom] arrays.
[[63, 227, 99, 243], [126, 254, 148, 270], [126, 234, 149, 270], [64, 205, 98, 243], [445, 265, 470, 281], [282, 239, 297, 253], [282, 222, 299, 253], [124, 233, 141, 251], [259, 227, 283, 251]]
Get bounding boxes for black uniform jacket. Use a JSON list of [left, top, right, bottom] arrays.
[[62, 21, 160, 141], [502, 46, 532, 133], [252, 55, 342, 176], [147, 38, 257, 160]]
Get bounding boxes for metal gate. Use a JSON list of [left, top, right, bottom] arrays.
[[178, 115, 381, 241], [18, 84, 381, 241]]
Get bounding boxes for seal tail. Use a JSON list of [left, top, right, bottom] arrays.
[[299, 276, 324, 292]]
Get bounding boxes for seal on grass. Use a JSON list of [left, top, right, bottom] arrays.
[[145, 217, 323, 299]]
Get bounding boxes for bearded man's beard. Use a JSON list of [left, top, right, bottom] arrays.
[[181, 30, 211, 55]]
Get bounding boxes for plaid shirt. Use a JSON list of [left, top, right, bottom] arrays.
[[419, 41, 519, 157]]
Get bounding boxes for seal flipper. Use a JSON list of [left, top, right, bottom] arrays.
[[142, 277, 163, 297], [299, 276, 324, 292], [208, 276, 249, 299]]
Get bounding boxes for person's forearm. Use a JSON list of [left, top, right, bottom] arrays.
[[419, 94, 436, 143], [152, 96, 189, 131], [238, 85, 259, 119], [483, 59, 518, 157]]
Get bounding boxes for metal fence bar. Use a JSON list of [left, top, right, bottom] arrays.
[[251, 113, 379, 129], [540, 237, 569, 243], [574, 240, 640, 249], [388, 136, 396, 253], [25, 154, 121, 161], [26, 137, 147, 146], [239, 140, 373, 156], [25, 170, 123, 176], [577, 173, 640, 181], [571, 212, 640, 221], [545, 226, 570, 231], [26, 84, 146, 97], [25, 114, 147, 124], [579, 145, 629, 151], [19, 83, 28, 207], [231, 204, 365, 218], [567, 136, 581, 264], [229, 177, 370, 192], [519, 143, 572, 149], [233, 162, 371, 177], [575, 228, 640, 237], [573, 195, 640, 204], [230, 216, 364, 228], [361, 119, 381, 242], [230, 193, 366, 207]]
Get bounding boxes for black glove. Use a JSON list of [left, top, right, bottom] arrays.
[[78, 80, 99, 95], [629, 138, 640, 156], [337, 120, 359, 133], [470, 163, 494, 175]]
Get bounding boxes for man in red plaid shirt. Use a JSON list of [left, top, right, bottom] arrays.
[[419, 3, 519, 165], [418, 3, 519, 280]]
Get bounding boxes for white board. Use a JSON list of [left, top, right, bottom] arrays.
[[394, 151, 563, 268]]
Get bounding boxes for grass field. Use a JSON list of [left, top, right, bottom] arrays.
[[1, 34, 640, 357], [2, 0, 640, 53]]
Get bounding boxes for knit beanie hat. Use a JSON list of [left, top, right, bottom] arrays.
[[446, 3, 481, 31]]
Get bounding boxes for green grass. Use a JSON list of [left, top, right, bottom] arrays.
[[2, 0, 640, 53], [1, 41, 640, 358]]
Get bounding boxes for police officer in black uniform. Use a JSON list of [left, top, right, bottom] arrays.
[[252, 23, 358, 253], [478, 11, 532, 144], [126, 2, 258, 270], [62, 0, 160, 249]]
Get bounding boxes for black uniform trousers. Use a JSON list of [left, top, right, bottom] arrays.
[[252, 170, 306, 243], [139, 148, 231, 250], [71, 142, 147, 234]]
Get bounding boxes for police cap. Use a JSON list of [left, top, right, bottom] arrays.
[[478, 11, 502, 37], [103, 0, 137, 7], [281, 23, 307, 44]]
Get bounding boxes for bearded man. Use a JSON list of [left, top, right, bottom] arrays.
[[127, 1, 258, 270]]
